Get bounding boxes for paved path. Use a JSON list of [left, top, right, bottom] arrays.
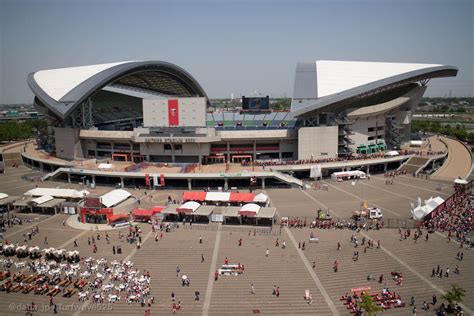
[[321, 181, 402, 217], [431, 137, 472, 181], [283, 225, 340, 315], [202, 225, 222, 316]]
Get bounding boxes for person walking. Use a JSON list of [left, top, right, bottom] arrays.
[[276, 286, 280, 297], [410, 296, 415, 306], [176, 266, 180, 277], [199, 235, 202, 244], [112, 246, 116, 255], [445, 267, 449, 278], [337, 242, 341, 250], [265, 248, 269, 257], [214, 270, 218, 281], [432, 294, 437, 306], [250, 284, 255, 294], [194, 290, 200, 301], [431, 267, 435, 277], [201, 253, 204, 263], [171, 292, 176, 302]]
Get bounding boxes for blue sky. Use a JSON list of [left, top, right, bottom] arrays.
[[0, 0, 472, 104]]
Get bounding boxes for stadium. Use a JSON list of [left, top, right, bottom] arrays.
[[22, 60, 460, 188]]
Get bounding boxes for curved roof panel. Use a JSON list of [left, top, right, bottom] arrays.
[[28, 61, 209, 120], [291, 60, 458, 117], [33, 62, 130, 102]]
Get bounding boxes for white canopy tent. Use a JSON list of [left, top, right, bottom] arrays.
[[25, 188, 89, 199], [100, 189, 132, 208], [411, 196, 444, 221], [0, 193, 8, 200], [253, 193, 269, 203], [454, 179, 468, 185], [178, 201, 201, 213], [31, 195, 54, 205], [239, 203, 261, 216]]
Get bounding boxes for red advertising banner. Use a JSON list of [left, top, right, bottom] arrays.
[[160, 173, 165, 187], [168, 99, 179, 126]]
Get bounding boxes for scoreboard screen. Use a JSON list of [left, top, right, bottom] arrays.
[[242, 96, 270, 110]]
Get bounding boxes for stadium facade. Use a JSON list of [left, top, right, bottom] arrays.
[[28, 60, 457, 163]]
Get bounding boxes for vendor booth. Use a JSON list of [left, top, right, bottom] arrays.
[[163, 202, 215, 223], [132, 207, 164, 222], [182, 191, 267, 206]]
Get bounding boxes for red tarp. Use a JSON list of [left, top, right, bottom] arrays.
[[107, 214, 129, 223], [229, 192, 255, 203], [182, 191, 207, 202]]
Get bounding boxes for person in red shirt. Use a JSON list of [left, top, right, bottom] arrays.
[[214, 270, 219, 281], [224, 257, 229, 265]]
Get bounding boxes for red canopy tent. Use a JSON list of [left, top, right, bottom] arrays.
[[107, 213, 129, 224], [229, 192, 255, 203], [182, 191, 207, 202], [132, 207, 164, 221]]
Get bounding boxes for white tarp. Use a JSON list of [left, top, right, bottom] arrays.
[[98, 163, 113, 169], [179, 201, 201, 213], [25, 188, 89, 199], [32, 195, 54, 205], [411, 196, 444, 221], [100, 189, 132, 208], [253, 193, 269, 203], [239, 203, 261, 215], [0, 193, 8, 200], [385, 151, 399, 157], [205, 192, 231, 202], [310, 165, 322, 178]]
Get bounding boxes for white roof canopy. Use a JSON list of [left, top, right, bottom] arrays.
[[31, 195, 54, 205], [454, 179, 468, 185], [315, 60, 443, 98], [239, 203, 261, 215], [0, 193, 8, 200], [100, 189, 132, 208], [205, 192, 231, 202], [25, 188, 89, 199], [179, 201, 201, 213]]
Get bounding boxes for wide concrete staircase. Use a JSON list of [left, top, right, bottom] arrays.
[[398, 156, 429, 174]]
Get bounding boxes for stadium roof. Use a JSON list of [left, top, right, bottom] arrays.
[[291, 60, 458, 117], [28, 61, 209, 120]]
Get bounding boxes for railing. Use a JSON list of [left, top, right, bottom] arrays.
[[181, 223, 279, 235]]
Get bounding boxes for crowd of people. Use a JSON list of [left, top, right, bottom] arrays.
[[421, 191, 472, 247], [282, 216, 384, 231], [240, 149, 446, 169]]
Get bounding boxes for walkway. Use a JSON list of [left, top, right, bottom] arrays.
[[431, 137, 472, 181]]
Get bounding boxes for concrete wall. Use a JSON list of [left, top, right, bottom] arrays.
[[143, 97, 206, 127], [350, 116, 386, 151], [54, 127, 83, 160], [298, 126, 338, 160]]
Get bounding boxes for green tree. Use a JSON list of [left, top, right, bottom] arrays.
[[358, 293, 382, 316], [442, 284, 465, 311]]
